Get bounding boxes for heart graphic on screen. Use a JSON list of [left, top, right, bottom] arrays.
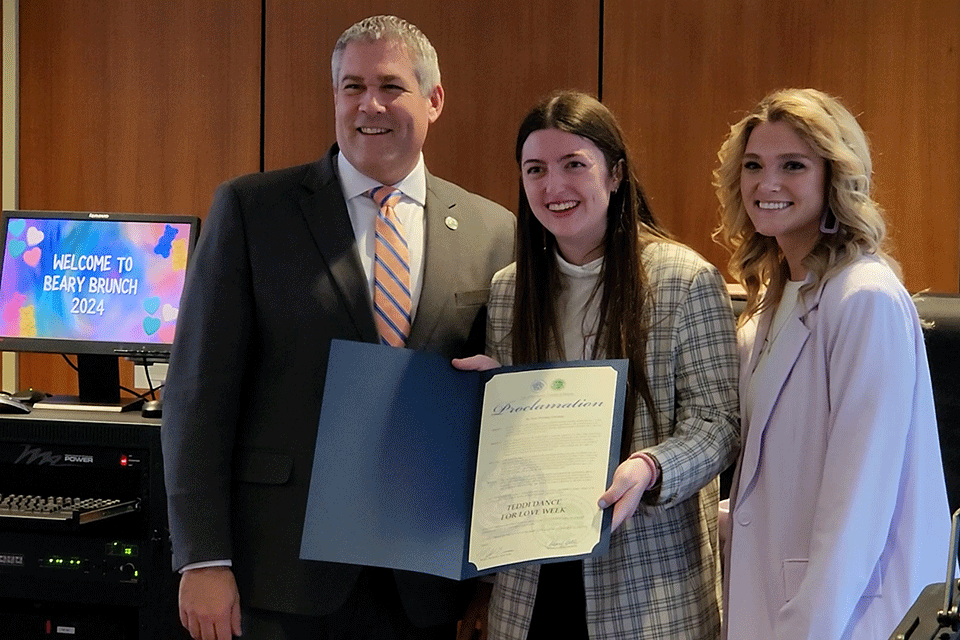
[[143, 296, 161, 316], [7, 240, 25, 257], [8, 219, 25, 237], [26, 227, 44, 246], [161, 303, 178, 322], [22, 247, 41, 268], [143, 317, 161, 335]]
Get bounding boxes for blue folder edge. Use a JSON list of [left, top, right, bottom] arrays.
[[299, 339, 627, 581]]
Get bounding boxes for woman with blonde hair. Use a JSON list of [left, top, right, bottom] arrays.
[[715, 88, 950, 639]]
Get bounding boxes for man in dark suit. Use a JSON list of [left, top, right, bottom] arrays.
[[161, 15, 514, 640]]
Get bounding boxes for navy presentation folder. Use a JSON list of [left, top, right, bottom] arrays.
[[299, 339, 627, 580]]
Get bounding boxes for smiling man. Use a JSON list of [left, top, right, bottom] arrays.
[[161, 15, 514, 640]]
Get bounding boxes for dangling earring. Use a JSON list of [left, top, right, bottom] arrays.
[[820, 209, 839, 234]]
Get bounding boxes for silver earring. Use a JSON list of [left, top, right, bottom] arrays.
[[820, 210, 839, 234]]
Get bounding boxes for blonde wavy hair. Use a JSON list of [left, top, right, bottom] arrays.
[[713, 88, 900, 324]]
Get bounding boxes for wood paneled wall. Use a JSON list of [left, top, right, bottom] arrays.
[[16, 0, 261, 395], [603, 0, 960, 293], [10, 0, 960, 396]]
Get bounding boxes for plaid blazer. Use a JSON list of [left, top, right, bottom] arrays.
[[486, 242, 740, 639]]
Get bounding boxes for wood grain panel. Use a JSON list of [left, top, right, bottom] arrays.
[[16, 0, 261, 396], [603, 0, 960, 293], [263, 0, 600, 212]]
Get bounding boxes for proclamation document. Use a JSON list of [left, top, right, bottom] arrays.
[[301, 340, 625, 580], [469, 366, 618, 571]]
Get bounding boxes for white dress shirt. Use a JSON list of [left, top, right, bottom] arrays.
[[337, 151, 427, 321]]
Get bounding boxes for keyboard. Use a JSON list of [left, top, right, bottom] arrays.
[[0, 494, 139, 525]]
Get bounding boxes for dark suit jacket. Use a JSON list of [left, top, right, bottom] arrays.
[[161, 145, 515, 626]]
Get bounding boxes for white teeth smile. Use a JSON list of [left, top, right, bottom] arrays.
[[547, 201, 578, 212], [359, 127, 389, 134], [757, 201, 791, 210]]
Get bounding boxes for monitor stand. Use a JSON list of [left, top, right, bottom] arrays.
[[34, 354, 142, 412]]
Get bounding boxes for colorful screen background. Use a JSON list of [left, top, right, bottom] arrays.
[[0, 216, 192, 346]]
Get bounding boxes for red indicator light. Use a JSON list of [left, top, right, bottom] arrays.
[[120, 455, 128, 466]]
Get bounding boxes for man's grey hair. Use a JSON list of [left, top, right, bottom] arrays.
[[331, 15, 441, 96]]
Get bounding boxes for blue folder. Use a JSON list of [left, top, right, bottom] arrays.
[[299, 339, 627, 580]]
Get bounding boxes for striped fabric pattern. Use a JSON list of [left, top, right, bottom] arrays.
[[369, 186, 411, 347]]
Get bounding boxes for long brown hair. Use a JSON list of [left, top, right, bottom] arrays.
[[512, 90, 670, 456]]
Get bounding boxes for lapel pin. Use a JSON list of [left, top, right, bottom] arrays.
[[444, 216, 459, 230]]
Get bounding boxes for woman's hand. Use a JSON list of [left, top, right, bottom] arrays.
[[452, 355, 501, 371], [597, 455, 656, 531]]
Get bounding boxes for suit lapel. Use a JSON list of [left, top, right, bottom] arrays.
[[407, 172, 456, 348], [736, 288, 818, 499], [299, 149, 378, 343]]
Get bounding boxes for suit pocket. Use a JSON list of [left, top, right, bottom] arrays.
[[455, 288, 490, 307], [235, 448, 293, 485], [782, 558, 807, 603]]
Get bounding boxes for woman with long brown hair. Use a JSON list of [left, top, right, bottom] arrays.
[[456, 90, 738, 639]]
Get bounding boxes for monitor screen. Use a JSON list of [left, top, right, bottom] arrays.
[[0, 210, 200, 357]]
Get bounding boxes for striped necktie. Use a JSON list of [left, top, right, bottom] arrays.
[[368, 186, 411, 347]]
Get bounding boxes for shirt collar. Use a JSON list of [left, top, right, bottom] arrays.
[[337, 152, 427, 206], [555, 249, 604, 278]]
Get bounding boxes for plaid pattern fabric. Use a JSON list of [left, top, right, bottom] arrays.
[[485, 242, 740, 640]]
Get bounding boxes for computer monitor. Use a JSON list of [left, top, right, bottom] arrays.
[[0, 210, 200, 406]]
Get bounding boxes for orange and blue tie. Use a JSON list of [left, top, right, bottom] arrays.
[[369, 186, 411, 347]]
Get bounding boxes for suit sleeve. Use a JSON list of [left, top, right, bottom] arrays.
[[773, 283, 919, 639], [643, 263, 740, 507], [161, 181, 254, 570]]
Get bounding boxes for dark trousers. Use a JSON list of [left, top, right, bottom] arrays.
[[244, 567, 457, 640], [526, 561, 588, 640]]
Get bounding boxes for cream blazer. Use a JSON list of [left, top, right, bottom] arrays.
[[723, 255, 951, 639]]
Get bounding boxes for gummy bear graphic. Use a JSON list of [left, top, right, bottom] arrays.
[[26, 227, 44, 246], [143, 317, 161, 335], [7, 239, 25, 258], [19, 305, 36, 337], [171, 238, 187, 271], [22, 247, 41, 268], [143, 296, 161, 316], [154, 225, 179, 259]]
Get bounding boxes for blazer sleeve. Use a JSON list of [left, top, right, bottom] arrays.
[[642, 260, 740, 507], [485, 264, 516, 366], [161, 180, 254, 570], [772, 281, 923, 638]]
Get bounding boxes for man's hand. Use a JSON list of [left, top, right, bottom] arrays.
[[178, 566, 242, 639]]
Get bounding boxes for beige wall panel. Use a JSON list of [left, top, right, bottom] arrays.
[[17, 0, 261, 395], [264, 0, 600, 213], [603, 0, 960, 293]]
